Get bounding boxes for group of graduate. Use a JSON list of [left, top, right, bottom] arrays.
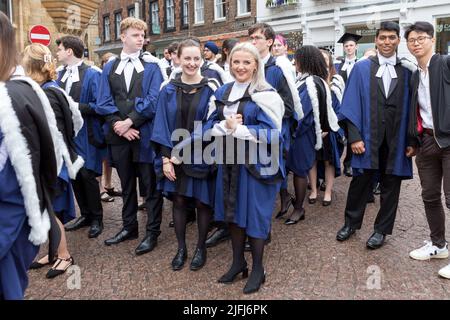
[[1, 9, 450, 300]]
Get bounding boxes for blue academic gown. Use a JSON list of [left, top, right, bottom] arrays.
[[0, 132, 39, 300], [151, 81, 216, 207], [97, 58, 164, 164], [57, 66, 105, 175], [41, 81, 76, 224], [265, 56, 296, 189], [339, 58, 412, 178], [207, 83, 284, 239]]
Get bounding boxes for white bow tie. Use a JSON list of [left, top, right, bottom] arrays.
[[61, 65, 80, 83], [376, 56, 398, 79], [115, 52, 144, 75]]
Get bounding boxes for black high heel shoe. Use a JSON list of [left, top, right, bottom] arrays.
[[275, 196, 294, 219], [284, 208, 305, 225], [243, 271, 266, 294], [218, 263, 249, 284]]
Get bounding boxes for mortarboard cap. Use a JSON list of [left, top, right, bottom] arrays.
[[337, 33, 362, 44]]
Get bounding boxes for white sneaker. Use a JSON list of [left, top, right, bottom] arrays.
[[438, 264, 450, 279], [409, 241, 449, 261]]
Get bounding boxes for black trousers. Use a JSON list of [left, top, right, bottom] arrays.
[[111, 144, 163, 236], [71, 167, 103, 223], [344, 139, 402, 235]]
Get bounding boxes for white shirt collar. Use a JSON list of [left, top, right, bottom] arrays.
[[262, 54, 271, 66], [116, 50, 144, 75]]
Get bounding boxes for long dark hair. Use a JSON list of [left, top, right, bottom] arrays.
[[218, 38, 238, 67], [295, 45, 328, 80], [0, 12, 18, 81], [319, 48, 336, 82]]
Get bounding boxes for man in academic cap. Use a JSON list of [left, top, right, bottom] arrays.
[[335, 22, 415, 249], [336, 32, 362, 177]]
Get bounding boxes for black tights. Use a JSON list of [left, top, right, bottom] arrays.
[[172, 195, 211, 250], [227, 223, 265, 278], [293, 175, 308, 210]]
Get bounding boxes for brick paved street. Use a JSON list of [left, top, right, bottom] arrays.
[[25, 166, 450, 300]]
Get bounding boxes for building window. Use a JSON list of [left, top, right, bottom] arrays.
[[128, 6, 135, 18], [195, 0, 204, 24], [115, 12, 122, 40], [214, 0, 226, 21], [165, 0, 175, 30], [237, 0, 251, 16], [0, 0, 7, 14], [181, 0, 189, 28], [103, 16, 111, 42], [436, 17, 450, 55], [150, 1, 160, 34]]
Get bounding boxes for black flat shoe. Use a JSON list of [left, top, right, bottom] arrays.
[[322, 199, 332, 207], [366, 232, 386, 250], [275, 196, 294, 219], [218, 263, 249, 284], [105, 187, 122, 197], [206, 228, 231, 248], [190, 248, 207, 271], [88, 221, 103, 238], [243, 271, 266, 294], [46, 256, 74, 279], [172, 247, 187, 271], [64, 216, 90, 232], [30, 257, 54, 270]]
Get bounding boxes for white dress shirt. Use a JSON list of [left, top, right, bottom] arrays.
[[341, 57, 356, 78], [212, 82, 257, 142], [115, 51, 144, 92], [418, 54, 435, 129], [63, 60, 83, 94], [376, 53, 397, 97]]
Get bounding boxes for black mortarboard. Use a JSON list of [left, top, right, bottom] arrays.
[[337, 33, 362, 44]]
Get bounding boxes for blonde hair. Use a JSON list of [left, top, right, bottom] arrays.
[[120, 17, 148, 34], [22, 43, 57, 84], [229, 42, 272, 94]]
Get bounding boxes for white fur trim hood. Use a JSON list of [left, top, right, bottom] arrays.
[[142, 51, 169, 82], [305, 76, 340, 150], [330, 74, 346, 104], [12, 76, 84, 180], [275, 55, 303, 120], [0, 82, 50, 245]]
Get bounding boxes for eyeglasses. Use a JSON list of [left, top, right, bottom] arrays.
[[407, 36, 432, 44]]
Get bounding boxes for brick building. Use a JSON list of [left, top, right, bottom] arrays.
[[96, 0, 256, 59]]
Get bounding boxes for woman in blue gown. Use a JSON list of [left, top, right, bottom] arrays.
[[208, 43, 284, 294], [0, 12, 58, 299], [22, 44, 83, 278], [152, 40, 218, 272], [286, 46, 341, 224]]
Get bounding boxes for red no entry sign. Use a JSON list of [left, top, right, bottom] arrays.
[[29, 25, 51, 46]]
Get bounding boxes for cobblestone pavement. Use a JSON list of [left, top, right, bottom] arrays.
[[25, 166, 450, 300]]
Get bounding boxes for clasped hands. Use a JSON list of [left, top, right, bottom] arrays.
[[225, 114, 243, 132], [113, 118, 139, 141]]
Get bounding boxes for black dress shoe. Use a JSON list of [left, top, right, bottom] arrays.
[[218, 263, 249, 284], [366, 232, 385, 250], [65, 216, 90, 232], [344, 165, 353, 177], [336, 225, 356, 241], [190, 247, 207, 271], [275, 196, 294, 219], [172, 247, 187, 271], [104, 228, 139, 246], [135, 235, 158, 255], [88, 221, 103, 238], [284, 209, 305, 225], [243, 271, 266, 294], [206, 228, 231, 248]]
